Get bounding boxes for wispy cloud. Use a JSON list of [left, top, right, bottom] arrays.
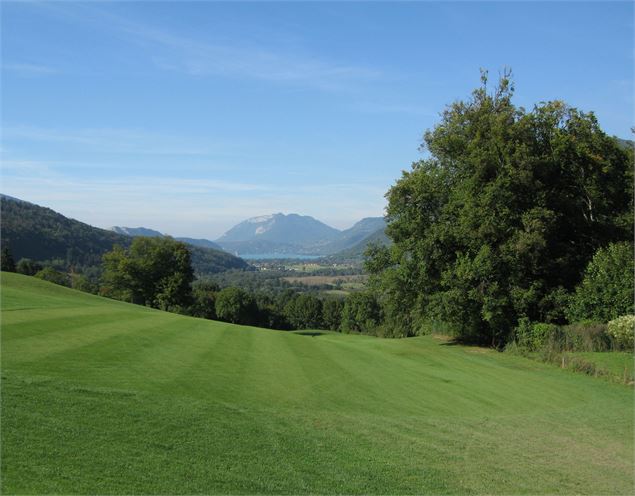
[[2, 125, 231, 157], [2, 62, 58, 75], [32, 2, 381, 91], [1, 172, 386, 238]]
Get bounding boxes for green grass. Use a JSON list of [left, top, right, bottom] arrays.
[[564, 352, 634, 382], [1, 272, 633, 494]]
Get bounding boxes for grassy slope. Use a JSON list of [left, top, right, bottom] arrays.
[[565, 352, 634, 381], [1, 272, 633, 495]]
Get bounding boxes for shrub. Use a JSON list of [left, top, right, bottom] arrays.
[[607, 315, 635, 350], [70, 273, 97, 294], [34, 267, 69, 287], [566, 356, 604, 378], [552, 322, 610, 352], [514, 318, 558, 351], [567, 242, 634, 323], [16, 258, 43, 276]]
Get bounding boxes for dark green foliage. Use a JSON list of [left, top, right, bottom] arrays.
[[341, 291, 381, 334], [214, 287, 257, 325], [252, 292, 291, 330], [513, 318, 559, 351], [567, 242, 634, 323], [188, 244, 250, 275], [322, 299, 343, 331], [34, 267, 69, 286], [284, 294, 323, 329], [368, 71, 633, 345], [190, 281, 220, 320], [16, 259, 43, 276], [70, 273, 97, 294], [512, 319, 612, 354], [1, 247, 16, 272], [556, 322, 612, 352], [102, 237, 194, 311]]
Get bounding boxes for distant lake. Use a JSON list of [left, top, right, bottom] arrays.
[[239, 253, 322, 260]]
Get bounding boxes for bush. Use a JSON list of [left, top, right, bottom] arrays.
[[513, 318, 558, 351], [567, 242, 634, 323], [16, 258, 43, 276], [607, 315, 634, 350], [551, 322, 610, 352], [70, 273, 97, 294], [34, 267, 69, 287]]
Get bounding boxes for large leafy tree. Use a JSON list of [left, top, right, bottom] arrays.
[[102, 237, 194, 311], [368, 71, 633, 345]]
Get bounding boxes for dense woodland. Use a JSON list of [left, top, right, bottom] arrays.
[[1, 74, 633, 351]]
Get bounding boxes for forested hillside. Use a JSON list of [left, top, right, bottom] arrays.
[[0, 196, 249, 275]]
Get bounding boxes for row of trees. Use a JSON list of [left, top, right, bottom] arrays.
[[3, 238, 381, 334], [190, 282, 380, 333]]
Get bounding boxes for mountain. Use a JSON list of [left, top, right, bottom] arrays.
[[1, 195, 249, 274], [216, 213, 341, 255], [325, 226, 391, 262], [315, 217, 386, 255], [111, 226, 222, 251], [615, 137, 634, 151], [174, 237, 222, 251], [111, 226, 164, 237], [215, 213, 387, 257]]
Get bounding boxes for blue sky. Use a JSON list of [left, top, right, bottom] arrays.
[[2, 1, 633, 239]]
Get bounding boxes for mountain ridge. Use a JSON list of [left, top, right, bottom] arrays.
[[111, 226, 223, 251], [1, 195, 248, 274], [216, 213, 386, 256]]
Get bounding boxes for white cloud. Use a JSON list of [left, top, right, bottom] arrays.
[[2, 62, 58, 75], [1, 125, 227, 157], [32, 2, 381, 92]]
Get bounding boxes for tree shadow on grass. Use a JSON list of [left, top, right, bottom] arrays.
[[294, 331, 325, 337]]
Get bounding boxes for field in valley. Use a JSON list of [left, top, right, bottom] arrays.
[[1, 272, 633, 494]]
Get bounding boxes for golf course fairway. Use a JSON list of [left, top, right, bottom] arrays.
[[1, 272, 633, 494]]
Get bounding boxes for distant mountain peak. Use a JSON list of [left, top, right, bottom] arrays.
[[217, 212, 340, 249], [215, 213, 386, 256], [247, 214, 276, 224]]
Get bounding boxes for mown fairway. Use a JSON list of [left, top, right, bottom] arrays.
[[1, 272, 633, 494]]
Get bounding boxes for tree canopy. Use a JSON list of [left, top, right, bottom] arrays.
[[102, 237, 194, 311], [367, 71, 633, 345]]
